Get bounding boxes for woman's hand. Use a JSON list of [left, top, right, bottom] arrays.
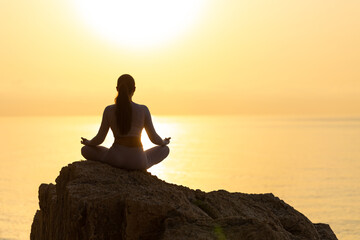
[[162, 137, 171, 146], [81, 137, 91, 146]]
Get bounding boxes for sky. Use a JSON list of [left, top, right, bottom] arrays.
[[1, 0, 359, 116]]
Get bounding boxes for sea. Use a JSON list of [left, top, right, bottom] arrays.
[[0, 115, 359, 239]]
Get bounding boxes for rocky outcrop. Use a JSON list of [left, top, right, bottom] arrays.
[[31, 161, 337, 240]]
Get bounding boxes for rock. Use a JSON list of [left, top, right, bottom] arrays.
[[31, 161, 338, 240]]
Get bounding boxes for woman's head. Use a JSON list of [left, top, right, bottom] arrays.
[[115, 74, 135, 135], [116, 74, 135, 97]]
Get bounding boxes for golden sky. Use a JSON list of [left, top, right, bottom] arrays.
[[1, 1, 359, 116]]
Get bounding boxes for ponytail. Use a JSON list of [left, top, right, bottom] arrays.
[[115, 74, 135, 135]]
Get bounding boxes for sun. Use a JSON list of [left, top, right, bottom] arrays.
[[71, 0, 208, 49]]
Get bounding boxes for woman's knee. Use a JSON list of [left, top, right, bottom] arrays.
[[81, 145, 91, 159], [162, 145, 170, 158]]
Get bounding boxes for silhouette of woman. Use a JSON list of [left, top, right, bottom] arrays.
[[80, 74, 170, 170]]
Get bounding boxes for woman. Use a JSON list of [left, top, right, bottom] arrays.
[[80, 74, 170, 170]]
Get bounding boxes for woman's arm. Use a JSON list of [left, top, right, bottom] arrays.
[[81, 107, 110, 146], [144, 106, 169, 146]]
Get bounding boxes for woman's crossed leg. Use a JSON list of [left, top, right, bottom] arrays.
[[81, 145, 109, 162]]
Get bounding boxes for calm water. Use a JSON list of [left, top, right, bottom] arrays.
[[0, 115, 359, 239]]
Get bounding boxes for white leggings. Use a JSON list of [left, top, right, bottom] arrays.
[[81, 144, 169, 170]]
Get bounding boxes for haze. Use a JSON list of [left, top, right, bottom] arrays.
[[1, 1, 359, 116]]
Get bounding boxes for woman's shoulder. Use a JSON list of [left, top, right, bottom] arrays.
[[105, 104, 116, 110], [104, 104, 116, 113], [131, 102, 149, 111]]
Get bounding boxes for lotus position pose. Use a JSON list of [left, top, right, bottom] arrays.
[[81, 74, 170, 170]]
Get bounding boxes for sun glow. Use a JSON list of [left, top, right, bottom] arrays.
[[71, 0, 207, 49]]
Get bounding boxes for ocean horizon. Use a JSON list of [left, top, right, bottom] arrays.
[[0, 115, 359, 239]]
